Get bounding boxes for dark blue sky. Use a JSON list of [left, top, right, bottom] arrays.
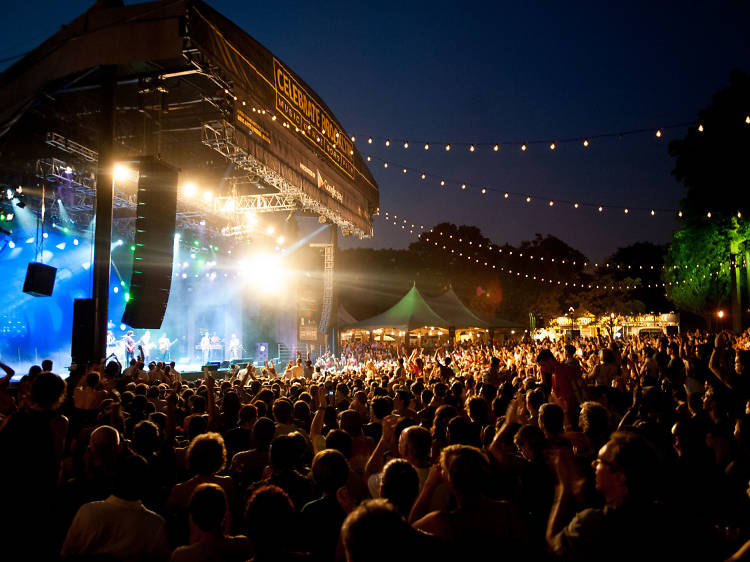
[[3, 1, 750, 261]]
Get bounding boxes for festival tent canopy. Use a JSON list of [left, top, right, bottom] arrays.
[[344, 284, 448, 332], [425, 287, 490, 329], [337, 305, 358, 325]]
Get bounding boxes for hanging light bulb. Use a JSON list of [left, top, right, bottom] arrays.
[[421, 173, 426, 179], [574, 202, 579, 208], [598, 206, 604, 212], [469, 145, 475, 152], [351, 135, 356, 142], [624, 208, 629, 214], [656, 129, 662, 137], [445, 144, 451, 151], [383, 162, 388, 168], [385, 139, 390, 147], [404, 141, 409, 148], [368, 137, 373, 144], [481, 188, 486, 194], [697, 124, 703, 132], [525, 196, 531, 203], [651, 210, 655, 216], [549, 200, 554, 206], [583, 139, 589, 147], [549, 143, 556, 150], [440, 180, 445, 186], [493, 144, 499, 151], [461, 184, 466, 189], [521, 144, 527, 151], [678, 210, 683, 217], [504, 192, 509, 198], [424, 143, 429, 150]]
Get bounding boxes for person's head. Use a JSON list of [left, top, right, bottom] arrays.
[[133, 420, 160, 457], [325, 428, 353, 459], [311, 449, 350, 496], [189, 483, 227, 533], [272, 398, 293, 424], [41, 359, 53, 372], [379, 458, 419, 517], [252, 417, 275, 449], [342, 499, 417, 562], [113, 454, 149, 501], [513, 424, 546, 463], [736, 350, 750, 377], [397, 425, 432, 466], [370, 396, 392, 421], [535, 349, 556, 373], [394, 390, 413, 412], [245, 486, 295, 553], [269, 435, 298, 472], [191, 394, 207, 414], [594, 431, 659, 504], [87, 425, 121, 467], [187, 432, 227, 476], [539, 403, 564, 437], [579, 401, 611, 447], [30, 372, 66, 410], [467, 396, 491, 426], [340, 409, 364, 437], [447, 416, 482, 447], [440, 444, 490, 502], [238, 404, 258, 426], [564, 344, 576, 359]]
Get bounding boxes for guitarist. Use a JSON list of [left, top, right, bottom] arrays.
[[159, 333, 178, 362], [124, 331, 136, 363]]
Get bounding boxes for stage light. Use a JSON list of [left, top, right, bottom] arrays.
[[183, 183, 198, 197], [113, 165, 130, 181], [120, 324, 126, 331], [26, 237, 34, 244], [56, 242, 65, 250], [182, 261, 188, 268], [113, 286, 119, 294], [194, 240, 200, 246], [244, 252, 286, 294], [181, 273, 187, 279], [5, 212, 14, 221], [276, 236, 285, 244], [65, 166, 72, 174], [267, 225, 275, 235], [203, 191, 213, 202], [174, 233, 181, 241], [43, 233, 48, 239], [5, 188, 13, 199], [57, 198, 62, 203], [130, 245, 135, 252], [63, 227, 69, 233], [8, 241, 15, 249], [124, 292, 130, 302], [73, 239, 79, 245]]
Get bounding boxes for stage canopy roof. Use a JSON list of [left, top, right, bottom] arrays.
[[425, 287, 489, 330], [344, 284, 448, 333], [0, 0, 378, 238]]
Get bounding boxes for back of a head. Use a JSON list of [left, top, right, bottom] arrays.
[[31, 372, 66, 410], [187, 432, 227, 476], [312, 449, 350, 496], [113, 454, 149, 501], [440, 444, 490, 499], [133, 420, 160, 456], [325, 429, 353, 459], [270, 435, 298, 471], [88, 425, 120, 464], [340, 409, 363, 436], [380, 458, 419, 517], [190, 483, 227, 533], [608, 431, 660, 500], [245, 485, 295, 552], [402, 425, 432, 463], [41, 359, 53, 372], [539, 403, 564, 435], [342, 499, 416, 562], [536, 349, 554, 364], [272, 398, 293, 424], [564, 344, 576, 357], [253, 416, 275, 447], [447, 416, 482, 447], [580, 401, 610, 439], [371, 396, 392, 420]]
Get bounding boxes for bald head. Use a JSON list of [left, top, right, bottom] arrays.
[[88, 425, 121, 465]]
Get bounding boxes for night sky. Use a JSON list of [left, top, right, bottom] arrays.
[[2, 0, 750, 262]]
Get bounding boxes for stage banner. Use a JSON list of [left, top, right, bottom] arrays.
[[189, 2, 378, 235]]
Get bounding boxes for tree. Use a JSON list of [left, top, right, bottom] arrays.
[[666, 70, 750, 326]]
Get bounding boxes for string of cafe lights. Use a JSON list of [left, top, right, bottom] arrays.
[[371, 154, 750, 219], [353, 115, 750, 154], [378, 212, 746, 291], [417, 233, 736, 292], [380, 211, 747, 273]]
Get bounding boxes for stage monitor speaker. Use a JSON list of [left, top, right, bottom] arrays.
[[121, 157, 179, 329], [71, 298, 96, 366], [256, 342, 268, 363], [23, 262, 57, 297]]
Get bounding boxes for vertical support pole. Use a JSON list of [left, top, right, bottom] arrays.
[[329, 224, 339, 355], [92, 65, 116, 364], [731, 254, 742, 333]]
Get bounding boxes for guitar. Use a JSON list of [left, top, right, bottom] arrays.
[[159, 339, 178, 352]]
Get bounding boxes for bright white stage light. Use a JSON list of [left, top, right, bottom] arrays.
[[266, 225, 275, 235], [244, 253, 286, 294], [56, 242, 65, 250], [120, 323, 126, 331], [202, 191, 213, 203], [113, 286, 119, 294], [113, 165, 130, 182], [183, 183, 197, 198], [65, 166, 72, 174], [247, 213, 258, 226], [8, 241, 15, 249], [73, 239, 79, 246]]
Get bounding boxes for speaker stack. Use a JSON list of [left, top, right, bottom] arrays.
[[121, 157, 179, 328]]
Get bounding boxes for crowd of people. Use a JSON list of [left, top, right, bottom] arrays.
[[2, 328, 750, 561]]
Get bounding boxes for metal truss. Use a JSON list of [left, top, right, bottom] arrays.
[[202, 120, 370, 239], [213, 193, 299, 214], [311, 243, 334, 334], [45, 132, 98, 162]]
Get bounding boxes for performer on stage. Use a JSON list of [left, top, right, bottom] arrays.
[[200, 332, 211, 365], [159, 333, 177, 362], [139, 330, 155, 363], [210, 332, 221, 362], [124, 331, 136, 363], [228, 333, 240, 360]]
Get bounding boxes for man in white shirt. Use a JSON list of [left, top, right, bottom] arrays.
[[61, 455, 170, 561]]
